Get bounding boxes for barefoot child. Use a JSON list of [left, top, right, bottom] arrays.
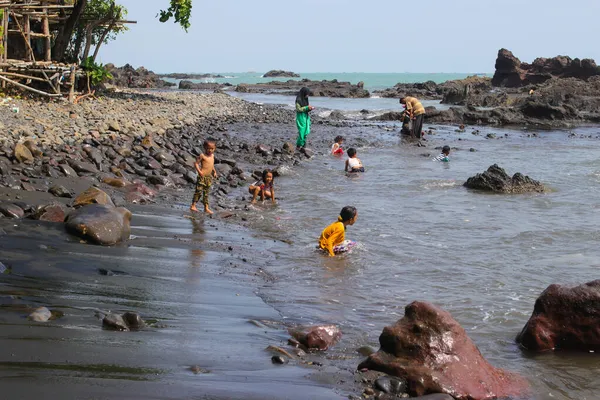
[[345, 148, 364, 172], [249, 169, 276, 204], [190, 138, 218, 214], [331, 135, 345, 155], [318, 206, 358, 256]]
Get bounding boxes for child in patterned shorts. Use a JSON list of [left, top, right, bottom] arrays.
[[190, 138, 218, 214]]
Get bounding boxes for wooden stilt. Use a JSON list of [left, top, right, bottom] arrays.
[[42, 2, 50, 61]]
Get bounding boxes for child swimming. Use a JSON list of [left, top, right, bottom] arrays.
[[331, 135, 345, 156], [318, 206, 358, 256], [345, 148, 364, 172], [249, 169, 276, 204], [433, 145, 451, 162]]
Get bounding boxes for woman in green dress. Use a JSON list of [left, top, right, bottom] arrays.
[[295, 87, 314, 149]]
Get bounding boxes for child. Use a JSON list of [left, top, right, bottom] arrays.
[[318, 206, 358, 256], [249, 169, 276, 204], [345, 148, 364, 172], [331, 135, 344, 156], [433, 145, 451, 162], [190, 138, 218, 214]]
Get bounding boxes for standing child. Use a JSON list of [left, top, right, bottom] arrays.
[[190, 138, 218, 214], [345, 148, 364, 172], [249, 169, 276, 204], [331, 135, 345, 155], [433, 145, 451, 162], [318, 206, 358, 256], [295, 87, 314, 149]]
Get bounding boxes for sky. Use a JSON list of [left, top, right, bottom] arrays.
[[101, 0, 600, 74]]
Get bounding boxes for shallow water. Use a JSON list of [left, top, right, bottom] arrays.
[[245, 124, 600, 400]]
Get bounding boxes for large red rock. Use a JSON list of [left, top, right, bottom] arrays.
[[289, 325, 342, 351], [358, 302, 529, 400], [517, 280, 600, 352], [65, 204, 131, 245]]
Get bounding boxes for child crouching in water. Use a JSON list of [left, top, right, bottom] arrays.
[[249, 169, 276, 204], [345, 148, 364, 172], [331, 135, 344, 156], [190, 138, 218, 214], [318, 206, 358, 256], [433, 145, 451, 162]]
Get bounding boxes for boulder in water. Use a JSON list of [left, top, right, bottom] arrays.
[[358, 301, 529, 400], [517, 280, 600, 352], [463, 164, 545, 193]]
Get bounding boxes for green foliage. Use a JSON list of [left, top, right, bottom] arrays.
[[159, 0, 192, 31], [81, 56, 113, 86]]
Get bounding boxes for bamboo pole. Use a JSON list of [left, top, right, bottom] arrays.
[[0, 70, 46, 82], [40, 69, 59, 94], [68, 65, 75, 103], [10, 11, 35, 63], [24, 14, 31, 62], [42, 2, 50, 61], [2, 7, 7, 89], [0, 74, 61, 97]]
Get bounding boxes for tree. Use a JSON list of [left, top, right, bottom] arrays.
[[53, 0, 88, 61], [158, 0, 192, 31]]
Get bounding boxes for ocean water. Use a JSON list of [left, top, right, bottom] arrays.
[[163, 72, 490, 91]]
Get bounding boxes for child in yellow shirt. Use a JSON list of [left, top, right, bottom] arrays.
[[318, 206, 358, 256]]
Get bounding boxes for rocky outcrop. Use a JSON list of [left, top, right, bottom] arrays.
[[373, 81, 440, 99], [463, 164, 545, 194], [289, 325, 342, 350], [263, 70, 300, 78], [235, 79, 370, 98], [358, 301, 529, 400], [107, 64, 176, 89], [160, 73, 225, 79], [179, 80, 231, 90], [517, 280, 600, 352], [65, 204, 131, 245], [492, 48, 600, 88]]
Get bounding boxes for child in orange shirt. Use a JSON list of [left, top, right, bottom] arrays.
[[318, 206, 358, 256]]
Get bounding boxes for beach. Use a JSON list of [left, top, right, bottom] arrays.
[[1, 85, 600, 399]]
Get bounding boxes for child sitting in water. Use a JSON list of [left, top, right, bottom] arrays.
[[433, 145, 451, 162], [331, 135, 345, 156], [318, 206, 358, 256], [249, 169, 276, 204], [345, 148, 364, 172]]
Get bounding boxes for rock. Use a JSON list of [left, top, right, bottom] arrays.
[[28, 307, 52, 322], [412, 395, 455, 400], [107, 120, 121, 132], [23, 140, 42, 157], [517, 280, 600, 352], [329, 110, 345, 120], [271, 355, 288, 364], [49, 185, 72, 198], [13, 143, 34, 164], [263, 70, 300, 78], [358, 301, 529, 400], [282, 142, 295, 154], [58, 164, 78, 177], [102, 313, 129, 331], [0, 262, 8, 274], [375, 376, 407, 395], [189, 365, 211, 374], [463, 164, 545, 194], [73, 187, 115, 208], [69, 160, 99, 174], [102, 177, 128, 188], [289, 325, 342, 351], [300, 148, 314, 158], [32, 204, 65, 222], [122, 312, 146, 330], [146, 175, 172, 186], [357, 345, 376, 357], [0, 203, 24, 218], [65, 204, 131, 245], [215, 163, 231, 175]]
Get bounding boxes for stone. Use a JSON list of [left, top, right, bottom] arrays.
[[215, 163, 231, 175], [13, 143, 34, 164], [73, 187, 115, 208], [219, 158, 236, 167], [68, 160, 99, 174], [271, 355, 288, 364], [58, 164, 78, 177], [65, 204, 131, 245], [122, 312, 146, 330], [358, 301, 529, 400], [49, 185, 72, 198], [28, 307, 52, 322], [23, 140, 43, 157], [102, 177, 128, 188], [289, 325, 342, 351], [107, 120, 121, 132], [32, 204, 65, 223], [0, 203, 24, 218], [375, 376, 407, 395], [102, 313, 129, 331], [146, 175, 171, 186], [463, 164, 545, 194], [517, 280, 600, 352]]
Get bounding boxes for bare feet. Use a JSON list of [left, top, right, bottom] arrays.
[[190, 204, 199, 212], [204, 206, 213, 215]]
